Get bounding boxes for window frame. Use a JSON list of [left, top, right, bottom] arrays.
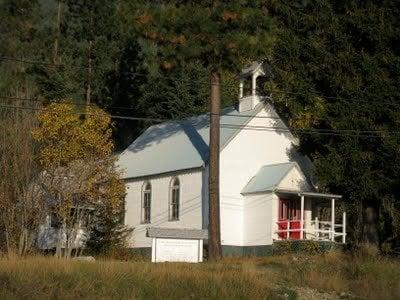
[[169, 177, 180, 221], [50, 212, 62, 229], [141, 181, 152, 224]]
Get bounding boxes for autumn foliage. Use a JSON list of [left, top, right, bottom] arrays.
[[32, 102, 126, 257], [32, 102, 114, 168]]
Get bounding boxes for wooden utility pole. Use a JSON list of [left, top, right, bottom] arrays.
[[208, 71, 222, 260], [53, 1, 62, 64], [86, 40, 92, 106], [86, 8, 94, 106]]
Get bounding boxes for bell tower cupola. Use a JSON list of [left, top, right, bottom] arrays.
[[238, 61, 267, 112]]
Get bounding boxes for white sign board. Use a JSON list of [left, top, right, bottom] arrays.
[[151, 238, 203, 263]]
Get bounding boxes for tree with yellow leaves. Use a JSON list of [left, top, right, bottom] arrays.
[[33, 102, 126, 258]]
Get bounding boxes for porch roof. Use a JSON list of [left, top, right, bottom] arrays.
[[241, 162, 296, 194], [276, 189, 342, 199]]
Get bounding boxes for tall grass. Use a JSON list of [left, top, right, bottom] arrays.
[[0, 252, 399, 299], [225, 250, 400, 299], [0, 257, 274, 299]]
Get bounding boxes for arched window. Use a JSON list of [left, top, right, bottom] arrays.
[[141, 181, 151, 223], [169, 177, 180, 221]]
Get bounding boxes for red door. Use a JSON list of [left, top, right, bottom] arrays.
[[277, 219, 288, 239], [290, 220, 301, 240], [278, 198, 301, 240]]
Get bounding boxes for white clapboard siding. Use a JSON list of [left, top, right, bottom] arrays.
[[124, 169, 204, 248], [219, 104, 300, 246]]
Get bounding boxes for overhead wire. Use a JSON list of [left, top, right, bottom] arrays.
[[0, 103, 398, 139], [1, 56, 399, 106], [0, 104, 166, 122], [0, 56, 87, 70], [0, 95, 143, 113], [0, 99, 388, 131], [1, 56, 399, 139], [0, 95, 285, 120]]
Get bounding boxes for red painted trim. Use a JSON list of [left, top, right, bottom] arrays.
[[277, 197, 302, 240]]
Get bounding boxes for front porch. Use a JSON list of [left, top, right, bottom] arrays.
[[274, 190, 346, 244]]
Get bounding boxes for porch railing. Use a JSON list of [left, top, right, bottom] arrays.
[[275, 212, 347, 244]]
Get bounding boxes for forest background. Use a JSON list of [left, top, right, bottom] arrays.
[[0, 0, 399, 252]]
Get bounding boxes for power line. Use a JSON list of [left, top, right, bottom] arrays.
[[220, 126, 380, 138], [0, 56, 148, 77], [0, 104, 166, 122], [0, 96, 39, 101], [0, 95, 282, 120], [0, 102, 280, 123], [0, 103, 398, 138], [0, 56, 86, 70], [2, 93, 398, 133], [220, 123, 397, 134], [219, 124, 397, 138], [0, 95, 360, 130], [2, 95, 396, 125], [2, 56, 399, 106], [253, 87, 399, 107], [0, 96, 140, 113]]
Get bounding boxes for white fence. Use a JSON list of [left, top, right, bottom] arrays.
[[275, 212, 347, 244]]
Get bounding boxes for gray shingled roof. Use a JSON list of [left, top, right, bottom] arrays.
[[118, 104, 263, 179], [147, 227, 208, 239], [241, 162, 298, 194]]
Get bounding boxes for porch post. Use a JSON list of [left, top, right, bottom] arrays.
[[287, 220, 289, 239], [342, 211, 346, 243], [331, 198, 335, 241], [300, 195, 304, 239], [252, 74, 257, 96]]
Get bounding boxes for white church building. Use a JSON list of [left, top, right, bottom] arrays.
[[118, 62, 346, 260]]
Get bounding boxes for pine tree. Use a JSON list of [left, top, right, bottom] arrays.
[[33, 0, 123, 106], [269, 0, 400, 248], [86, 206, 133, 257], [0, 0, 43, 97], [125, 0, 275, 259]]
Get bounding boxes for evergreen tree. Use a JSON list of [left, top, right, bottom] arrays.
[[32, 0, 123, 105], [2, 0, 399, 252], [86, 206, 133, 257], [123, 0, 274, 77], [0, 0, 43, 98], [124, 0, 275, 259], [269, 0, 400, 248]]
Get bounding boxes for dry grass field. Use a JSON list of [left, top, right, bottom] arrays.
[[0, 251, 399, 299]]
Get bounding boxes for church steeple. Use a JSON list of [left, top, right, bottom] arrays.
[[238, 61, 267, 112]]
